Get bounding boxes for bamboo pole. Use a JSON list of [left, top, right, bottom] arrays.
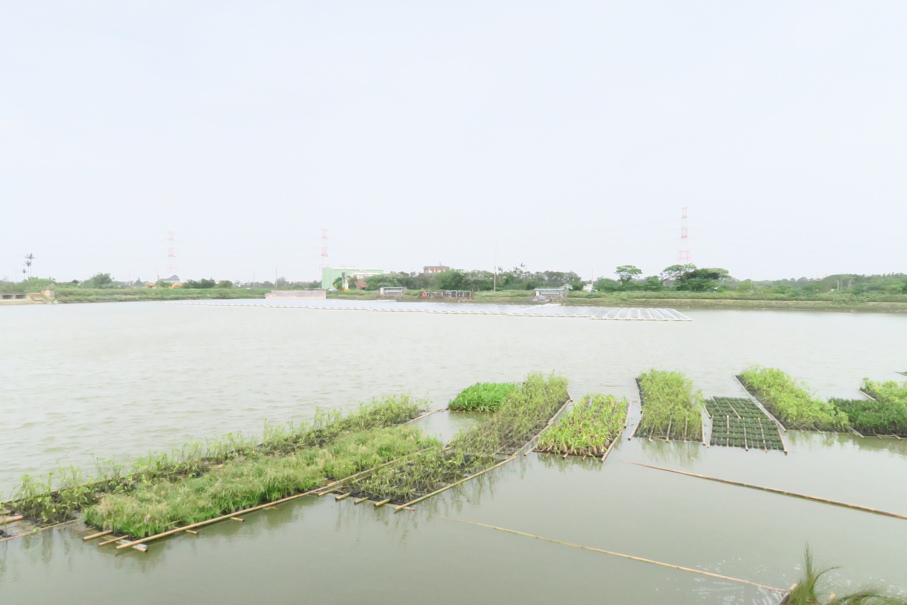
[[445, 517, 785, 593], [83, 530, 113, 541], [335, 493, 351, 501], [403, 408, 445, 425], [0, 519, 78, 544], [1, 515, 24, 525], [629, 462, 907, 521], [394, 454, 517, 512], [229, 517, 244, 522], [98, 535, 130, 547], [353, 497, 368, 505], [373, 499, 391, 507]]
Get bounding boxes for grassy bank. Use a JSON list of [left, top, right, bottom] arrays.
[[536, 394, 627, 457], [55, 287, 270, 303], [3, 395, 425, 527], [738, 368, 849, 431], [635, 370, 703, 441]]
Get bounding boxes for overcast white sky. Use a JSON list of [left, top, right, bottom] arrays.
[[1, 2, 905, 283]]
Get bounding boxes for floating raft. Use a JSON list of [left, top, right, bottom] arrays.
[[178, 300, 692, 321], [705, 398, 785, 452]]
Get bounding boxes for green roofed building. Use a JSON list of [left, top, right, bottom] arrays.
[[321, 267, 383, 290]]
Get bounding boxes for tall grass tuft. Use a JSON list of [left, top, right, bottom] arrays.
[[784, 547, 907, 604]]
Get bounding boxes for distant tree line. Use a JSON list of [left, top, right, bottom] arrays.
[[3, 268, 906, 298]]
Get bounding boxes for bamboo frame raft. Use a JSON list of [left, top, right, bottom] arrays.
[[534, 397, 628, 461], [630, 462, 907, 521], [377, 395, 574, 512], [444, 517, 785, 593], [112, 445, 443, 551]]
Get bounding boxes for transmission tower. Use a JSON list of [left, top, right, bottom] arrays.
[[320, 228, 329, 270], [676, 207, 692, 264], [165, 231, 178, 277]]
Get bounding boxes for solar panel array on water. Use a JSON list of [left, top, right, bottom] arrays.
[[183, 299, 692, 321]]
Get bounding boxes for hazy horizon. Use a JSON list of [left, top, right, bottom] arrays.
[[2, 2, 905, 283]]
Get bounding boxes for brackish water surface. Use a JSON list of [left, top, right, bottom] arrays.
[[2, 301, 906, 603]]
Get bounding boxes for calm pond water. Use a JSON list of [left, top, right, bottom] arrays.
[[2, 301, 906, 603]]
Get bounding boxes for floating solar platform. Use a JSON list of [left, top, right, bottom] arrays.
[[182, 299, 692, 321]]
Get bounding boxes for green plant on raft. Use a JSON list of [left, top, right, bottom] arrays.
[[448, 382, 518, 412], [3, 394, 427, 527], [83, 426, 439, 537], [350, 373, 569, 503], [783, 547, 907, 604], [739, 367, 849, 431], [635, 370, 703, 441], [536, 394, 627, 457]]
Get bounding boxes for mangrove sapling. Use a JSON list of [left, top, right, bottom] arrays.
[[448, 382, 517, 412], [635, 370, 703, 442], [536, 394, 627, 457], [739, 367, 849, 431]]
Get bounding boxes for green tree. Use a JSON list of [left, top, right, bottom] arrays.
[[83, 273, 114, 288], [615, 265, 642, 286], [593, 278, 621, 292], [660, 264, 696, 284], [677, 268, 731, 291], [641, 276, 664, 291], [216, 280, 234, 289]]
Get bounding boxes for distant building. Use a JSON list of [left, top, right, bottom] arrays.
[[423, 264, 450, 274], [321, 267, 383, 290]]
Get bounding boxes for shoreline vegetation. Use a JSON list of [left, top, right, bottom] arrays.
[[4, 265, 907, 312]]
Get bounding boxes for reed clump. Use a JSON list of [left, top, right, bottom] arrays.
[[739, 367, 849, 431], [84, 426, 438, 537], [3, 394, 426, 526], [448, 382, 517, 412], [349, 373, 569, 503], [783, 547, 907, 604], [635, 370, 703, 441], [536, 394, 627, 457]]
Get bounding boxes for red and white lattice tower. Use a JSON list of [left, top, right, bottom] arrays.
[[320, 228, 329, 270], [676, 208, 692, 264], [165, 231, 178, 277]]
